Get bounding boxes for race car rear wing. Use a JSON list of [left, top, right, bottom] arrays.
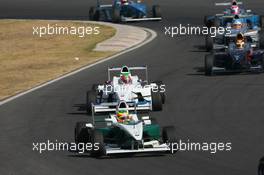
[[108, 66, 149, 83], [215, 1, 243, 6], [91, 101, 152, 114], [92, 102, 152, 114]]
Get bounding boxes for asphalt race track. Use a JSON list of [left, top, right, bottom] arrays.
[[1, 0, 264, 174]]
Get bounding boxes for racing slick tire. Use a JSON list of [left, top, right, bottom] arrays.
[[205, 54, 214, 76], [112, 5, 121, 23], [162, 126, 177, 152], [91, 84, 99, 91], [75, 122, 91, 144], [153, 81, 166, 104], [204, 16, 220, 28], [259, 157, 264, 175], [152, 5, 161, 18], [162, 126, 177, 143], [260, 16, 264, 29], [204, 16, 211, 28], [89, 7, 100, 21], [86, 90, 97, 115], [151, 91, 162, 111], [259, 30, 264, 49], [205, 34, 214, 51], [90, 130, 105, 157]]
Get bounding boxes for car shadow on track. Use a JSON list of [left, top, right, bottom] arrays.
[[67, 104, 87, 115], [186, 67, 205, 76], [68, 153, 167, 160], [190, 45, 207, 52], [187, 67, 262, 77]]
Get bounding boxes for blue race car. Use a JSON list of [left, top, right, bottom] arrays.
[[204, 33, 264, 75], [204, 0, 264, 28], [205, 16, 264, 51], [89, 0, 162, 23]]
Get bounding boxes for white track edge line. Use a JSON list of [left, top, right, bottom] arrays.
[[0, 26, 157, 106]]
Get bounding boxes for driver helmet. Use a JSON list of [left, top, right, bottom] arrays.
[[236, 33, 245, 49], [120, 66, 132, 84], [121, 0, 128, 4], [232, 19, 243, 30], [116, 102, 129, 122], [231, 1, 240, 15]]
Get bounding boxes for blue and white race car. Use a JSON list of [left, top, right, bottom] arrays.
[[89, 0, 162, 23], [205, 16, 264, 51], [205, 33, 264, 75]]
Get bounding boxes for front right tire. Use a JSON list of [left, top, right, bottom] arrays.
[[205, 54, 214, 76], [151, 91, 162, 111], [112, 5, 121, 23]]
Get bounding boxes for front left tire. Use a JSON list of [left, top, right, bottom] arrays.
[[75, 122, 91, 144], [205, 34, 214, 51], [90, 130, 105, 158], [259, 30, 264, 49]]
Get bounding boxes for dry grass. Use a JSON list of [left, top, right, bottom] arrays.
[[0, 20, 116, 100]]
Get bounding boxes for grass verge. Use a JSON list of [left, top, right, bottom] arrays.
[[0, 20, 116, 100]]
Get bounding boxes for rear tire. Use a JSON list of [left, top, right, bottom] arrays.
[[152, 5, 161, 18], [205, 54, 214, 76], [90, 130, 105, 157], [259, 31, 264, 49], [151, 91, 162, 111], [89, 7, 100, 21], [86, 90, 97, 115]]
